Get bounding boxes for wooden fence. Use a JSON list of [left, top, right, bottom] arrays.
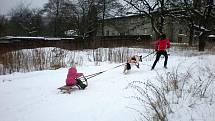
[[0, 35, 152, 54]]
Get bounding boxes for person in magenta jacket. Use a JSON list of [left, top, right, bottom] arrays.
[[151, 34, 170, 70], [66, 66, 87, 89]]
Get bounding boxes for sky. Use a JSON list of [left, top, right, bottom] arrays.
[[0, 0, 48, 15]]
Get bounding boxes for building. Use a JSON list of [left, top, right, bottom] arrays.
[[97, 14, 152, 36], [97, 14, 189, 43]]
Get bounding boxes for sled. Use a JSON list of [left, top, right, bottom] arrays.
[[58, 85, 79, 94], [58, 77, 88, 94]]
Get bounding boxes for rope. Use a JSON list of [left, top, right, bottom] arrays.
[[142, 51, 155, 59], [85, 63, 125, 79], [84, 51, 156, 80], [85, 72, 104, 79]]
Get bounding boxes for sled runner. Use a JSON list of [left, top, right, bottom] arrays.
[[58, 85, 75, 94], [58, 76, 88, 94]]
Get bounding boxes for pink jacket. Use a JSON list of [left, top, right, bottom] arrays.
[[66, 67, 83, 86]]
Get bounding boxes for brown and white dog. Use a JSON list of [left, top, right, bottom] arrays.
[[123, 55, 142, 74]]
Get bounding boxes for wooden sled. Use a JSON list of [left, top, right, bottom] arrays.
[[58, 77, 88, 94], [58, 85, 79, 94]]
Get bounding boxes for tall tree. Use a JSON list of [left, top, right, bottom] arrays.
[[75, 0, 125, 37], [8, 4, 43, 36], [87, 2, 98, 38], [168, 0, 215, 51], [123, 0, 166, 38], [193, 0, 215, 51], [0, 15, 8, 37], [97, 0, 126, 36], [43, 0, 78, 37]]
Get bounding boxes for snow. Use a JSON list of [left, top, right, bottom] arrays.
[[208, 35, 215, 37], [193, 25, 210, 32], [0, 36, 74, 40], [1, 48, 215, 121], [178, 34, 187, 36]]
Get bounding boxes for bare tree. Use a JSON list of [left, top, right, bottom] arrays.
[[124, 0, 215, 50], [124, 0, 167, 38], [74, 0, 125, 37], [192, 0, 215, 51], [167, 0, 215, 51], [97, 0, 126, 36], [87, 1, 98, 39], [43, 0, 78, 37], [75, 0, 90, 37], [0, 15, 8, 37], [7, 4, 43, 36]]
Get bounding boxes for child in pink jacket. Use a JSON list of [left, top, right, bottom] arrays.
[[66, 66, 87, 89]]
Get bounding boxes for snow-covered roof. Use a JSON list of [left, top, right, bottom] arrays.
[[178, 34, 187, 36], [208, 35, 215, 37], [0, 36, 74, 40]]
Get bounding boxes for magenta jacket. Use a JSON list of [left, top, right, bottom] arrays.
[[66, 67, 83, 86]]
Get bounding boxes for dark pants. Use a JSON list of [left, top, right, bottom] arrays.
[[151, 50, 168, 69]]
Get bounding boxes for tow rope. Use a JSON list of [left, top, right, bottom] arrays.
[[84, 63, 125, 79], [142, 51, 155, 59], [84, 51, 156, 79]]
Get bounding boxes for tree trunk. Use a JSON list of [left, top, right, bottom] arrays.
[[102, 0, 105, 36], [189, 26, 194, 46], [54, 0, 60, 37], [158, 0, 165, 33], [198, 33, 206, 51]]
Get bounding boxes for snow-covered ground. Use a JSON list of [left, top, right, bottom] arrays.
[[0, 48, 215, 121]]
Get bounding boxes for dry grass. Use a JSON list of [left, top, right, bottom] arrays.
[[127, 64, 215, 121]]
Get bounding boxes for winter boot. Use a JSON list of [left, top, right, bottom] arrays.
[[76, 79, 87, 89]]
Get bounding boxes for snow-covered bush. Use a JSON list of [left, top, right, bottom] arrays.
[[0, 47, 147, 75]]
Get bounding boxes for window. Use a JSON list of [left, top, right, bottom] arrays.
[[112, 32, 115, 36], [106, 30, 109, 36], [120, 32, 125, 35], [179, 29, 183, 34]]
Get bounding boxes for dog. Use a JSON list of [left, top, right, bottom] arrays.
[[123, 55, 142, 74]]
